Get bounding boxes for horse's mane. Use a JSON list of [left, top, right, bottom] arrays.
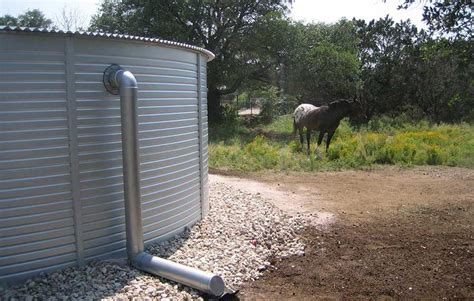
[[328, 99, 353, 107]]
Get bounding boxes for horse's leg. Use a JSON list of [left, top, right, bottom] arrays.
[[317, 131, 324, 146], [306, 129, 311, 155], [298, 127, 304, 151], [292, 119, 297, 139], [315, 131, 324, 156], [326, 131, 335, 153]]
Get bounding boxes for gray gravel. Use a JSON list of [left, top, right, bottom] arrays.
[[2, 181, 308, 300]]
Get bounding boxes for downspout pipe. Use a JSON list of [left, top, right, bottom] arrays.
[[103, 64, 226, 297]]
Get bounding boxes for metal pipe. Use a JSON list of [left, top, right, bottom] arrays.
[[117, 69, 145, 260], [103, 64, 225, 297], [133, 252, 225, 295]]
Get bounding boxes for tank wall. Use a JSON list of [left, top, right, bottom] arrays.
[[0, 32, 209, 283], [199, 56, 209, 215], [0, 35, 78, 282]]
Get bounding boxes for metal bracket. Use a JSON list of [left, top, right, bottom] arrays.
[[103, 64, 122, 95]]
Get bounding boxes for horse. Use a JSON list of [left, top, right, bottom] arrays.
[[293, 99, 362, 154]]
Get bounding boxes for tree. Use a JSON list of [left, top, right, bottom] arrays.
[[1, 9, 53, 29], [90, 0, 292, 122], [355, 15, 473, 122], [399, 0, 473, 39], [413, 38, 473, 122], [354, 17, 425, 118], [0, 14, 18, 26], [55, 6, 86, 31], [17, 9, 53, 28], [284, 20, 361, 103]]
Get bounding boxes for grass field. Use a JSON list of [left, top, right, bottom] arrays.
[[208, 115, 474, 172]]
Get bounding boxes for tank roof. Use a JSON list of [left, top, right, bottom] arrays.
[[0, 25, 215, 61]]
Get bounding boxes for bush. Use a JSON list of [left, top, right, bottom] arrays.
[[274, 96, 299, 116], [220, 104, 239, 123], [233, 92, 251, 110], [258, 87, 279, 122]]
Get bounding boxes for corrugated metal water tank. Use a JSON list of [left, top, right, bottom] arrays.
[[0, 27, 213, 284]]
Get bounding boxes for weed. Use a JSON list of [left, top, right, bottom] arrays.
[[209, 116, 474, 172]]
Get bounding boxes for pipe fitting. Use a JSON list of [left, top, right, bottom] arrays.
[[132, 252, 225, 297]]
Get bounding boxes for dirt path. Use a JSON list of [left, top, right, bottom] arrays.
[[238, 107, 261, 116], [210, 166, 474, 299], [210, 174, 335, 228]]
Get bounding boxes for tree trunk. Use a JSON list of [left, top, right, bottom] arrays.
[[207, 88, 222, 123]]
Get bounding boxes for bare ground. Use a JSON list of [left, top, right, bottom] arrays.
[[238, 107, 261, 116], [210, 166, 474, 299]]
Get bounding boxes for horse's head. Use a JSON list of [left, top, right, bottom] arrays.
[[348, 98, 366, 120], [329, 99, 354, 114], [329, 98, 366, 119]]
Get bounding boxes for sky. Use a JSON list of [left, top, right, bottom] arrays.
[[290, 0, 425, 27], [0, 0, 426, 29], [0, 0, 101, 29]]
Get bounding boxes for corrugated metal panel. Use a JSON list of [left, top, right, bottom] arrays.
[[73, 38, 203, 261], [0, 26, 215, 61], [0, 34, 77, 283], [0, 30, 210, 284], [199, 57, 210, 215]]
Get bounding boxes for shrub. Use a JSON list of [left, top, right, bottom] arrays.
[[258, 87, 279, 122]]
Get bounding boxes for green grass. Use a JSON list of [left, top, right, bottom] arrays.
[[208, 115, 474, 172]]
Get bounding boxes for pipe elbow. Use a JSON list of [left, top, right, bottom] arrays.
[[131, 252, 226, 297], [103, 65, 137, 94], [117, 70, 138, 89], [130, 252, 148, 270]]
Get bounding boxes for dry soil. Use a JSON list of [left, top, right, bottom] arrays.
[[211, 166, 474, 299]]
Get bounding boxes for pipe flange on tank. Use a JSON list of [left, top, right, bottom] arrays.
[[103, 64, 123, 95]]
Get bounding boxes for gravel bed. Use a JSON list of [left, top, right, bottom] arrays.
[[2, 181, 308, 300]]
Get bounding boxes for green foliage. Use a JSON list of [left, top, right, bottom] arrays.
[[355, 17, 473, 123], [18, 9, 53, 28], [209, 116, 474, 172], [399, 0, 473, 39], [414, 38, 473, 123], [1, 9, 53, 28], [256, 86, 280, 122], [208, 119, 251, 144], [285, 19, 361, 101], [88, 1, 472, 124], [90, 0, 293, 121], [306, 42, 360, 98], [261, 114, 294, 134], [274, 96, 299, 116], [0, 14, 18, 26], [233, 92, 251, 110], [216, 104, 241, 127]]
